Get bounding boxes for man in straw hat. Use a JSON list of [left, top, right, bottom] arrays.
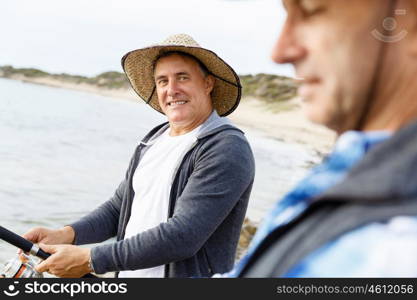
[[221, 0, 417, 277], [22, 34, 255, 278]]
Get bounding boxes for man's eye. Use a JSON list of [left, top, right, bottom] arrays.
[[301, 6, 326, 17], [179, 76, 188, 81], [157, 79, 167, 85], [297, 0, 327, 18]]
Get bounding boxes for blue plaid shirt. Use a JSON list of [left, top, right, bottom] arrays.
[[224, 130, 417, 277]]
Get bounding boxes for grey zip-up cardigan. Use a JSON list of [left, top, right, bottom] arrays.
[[70, 112, 255, 277]]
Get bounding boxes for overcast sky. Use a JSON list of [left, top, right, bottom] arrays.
[[0, 0, 293, 77]]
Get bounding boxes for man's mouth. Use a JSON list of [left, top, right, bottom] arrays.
[[295, 76, 320, 85], [296, 76, 321, 100], [167, 100, 188, 107]]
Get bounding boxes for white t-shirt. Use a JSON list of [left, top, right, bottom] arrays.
[[118, 126, 200, 278]]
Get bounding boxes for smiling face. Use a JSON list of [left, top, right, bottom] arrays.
[[273, 0, 390, 133], [154, 53, 214, 135]]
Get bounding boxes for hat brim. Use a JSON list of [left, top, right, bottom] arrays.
[[121, 45, 241, 117]]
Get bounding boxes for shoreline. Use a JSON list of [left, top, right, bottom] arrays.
[[5, 75, 336, 154]]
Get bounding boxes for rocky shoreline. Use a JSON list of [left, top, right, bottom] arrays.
[[236, 218, 258, 261]]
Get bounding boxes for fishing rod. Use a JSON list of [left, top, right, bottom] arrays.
[[0, 225, 96, 278]]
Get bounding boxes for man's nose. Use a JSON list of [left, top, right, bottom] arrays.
[[167, 80, 180, 97], [271, 21, 306, 64]]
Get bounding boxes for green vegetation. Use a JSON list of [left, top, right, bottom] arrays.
[[52, 71, 130, 89], [0, 65, 49, 78], [0, 66, 298, 103]]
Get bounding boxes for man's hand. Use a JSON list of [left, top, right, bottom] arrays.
[[22, 226, 75, 245], [35, 244, 92, 278]]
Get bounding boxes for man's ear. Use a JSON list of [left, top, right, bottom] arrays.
[[205, 75, 215, 95]]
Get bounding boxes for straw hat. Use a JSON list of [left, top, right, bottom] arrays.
[[121, 34, 241, 116]]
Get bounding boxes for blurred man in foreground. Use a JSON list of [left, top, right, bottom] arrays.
[[227, 0, 417, 277]]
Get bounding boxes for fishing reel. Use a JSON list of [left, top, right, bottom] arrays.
[[0, 225, 96, 278], [1, 253, 43, 278]]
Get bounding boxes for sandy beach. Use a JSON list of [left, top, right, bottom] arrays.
[[9, 75, 336, 154], [229, 97, 336, 154]]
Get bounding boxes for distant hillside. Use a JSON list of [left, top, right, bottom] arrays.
[[0, 65, 298, 104], [240, 73, 298, 103], [0, 66, 129, 89]]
